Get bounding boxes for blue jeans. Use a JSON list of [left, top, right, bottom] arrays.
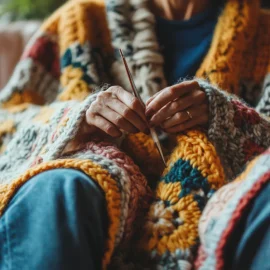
[[225, 182, 270, 270], [0, 169, 269, 270], [0, 169, 108, 270]]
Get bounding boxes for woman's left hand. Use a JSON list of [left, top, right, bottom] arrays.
[[145, 81, 208, 133]]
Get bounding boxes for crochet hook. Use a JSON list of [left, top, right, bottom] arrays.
[[119, 49, 167, 167]]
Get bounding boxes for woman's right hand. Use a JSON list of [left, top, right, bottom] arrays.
[[85, 86, 148, 137]]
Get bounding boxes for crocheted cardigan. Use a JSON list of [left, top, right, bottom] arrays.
[[0, 0, 270, 269]]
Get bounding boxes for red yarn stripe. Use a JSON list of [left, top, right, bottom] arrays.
[[215, 171, 270, 270]]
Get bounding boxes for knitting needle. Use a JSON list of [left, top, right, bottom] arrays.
[[119, 49, 167, 167]]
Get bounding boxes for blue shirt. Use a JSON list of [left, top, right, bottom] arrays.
[[156, 6, 221, 85]]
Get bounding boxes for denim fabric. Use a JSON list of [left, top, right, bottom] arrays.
[[0, 169, 107, 270], [225, 182, 270, 270], [0, 169, 269, 270]]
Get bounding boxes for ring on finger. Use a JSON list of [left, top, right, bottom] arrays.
[[185, 110, 193, 120]]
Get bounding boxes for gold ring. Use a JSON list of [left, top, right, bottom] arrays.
[[186, 110, 193, 119]]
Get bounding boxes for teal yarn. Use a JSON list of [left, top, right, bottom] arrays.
[[162, 159, 210, 201]]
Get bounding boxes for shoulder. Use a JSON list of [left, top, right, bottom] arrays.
[[41, 0, 107, 36]]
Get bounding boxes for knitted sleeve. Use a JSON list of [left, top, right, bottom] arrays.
[[198, 80, 270, 180], [0, 93, 99, 178]]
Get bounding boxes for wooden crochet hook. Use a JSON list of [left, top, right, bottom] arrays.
[[119, 49, 167, 167]]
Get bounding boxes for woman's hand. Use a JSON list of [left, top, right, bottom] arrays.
[[85, 86, 148, 137], [145, 81, 208, 133]]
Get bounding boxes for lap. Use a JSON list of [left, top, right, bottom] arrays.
[[0, 168, 107, 270]]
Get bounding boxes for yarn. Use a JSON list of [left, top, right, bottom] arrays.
[[0, 159, 121, 269], [0, 0, 269, 269], [85, 140, 153, 242], [132, 130, 225, 267], [201, 80, 270, 179], [0, 120, 15, 137], [122, 132, 165, 179], [197, 152, 270, 270], [196, 0, 260, 94]]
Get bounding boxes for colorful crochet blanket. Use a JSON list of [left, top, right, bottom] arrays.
[[0, 0, 270, 269]]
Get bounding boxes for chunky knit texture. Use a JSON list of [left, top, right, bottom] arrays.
[[195, 149, 270, 270], [0, 0, 270, 269]]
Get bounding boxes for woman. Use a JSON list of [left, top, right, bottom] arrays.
[[0, 0, 269, 269]]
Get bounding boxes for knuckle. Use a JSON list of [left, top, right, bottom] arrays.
[[96, 92, 107, 102], [115, 116, 124, 126], [105, 125, 115, 134], [85, 111, 94, 124], [107, 85, 116, 92], [109, 85, 123, 94], [130, 98, 140, 110], [123, 107, 131, 118], [91, 99, 99, 107], [171, 101, 179, 111], [190, 80, 200, 89], [196, 90, 206, 100], [86, 108, 93, 117], [178, 100, 184, 109], [96, 94, 102, 102], [176, 112, 182, 121], [88, 102, 98, 113], [169, 85, 178, 95]]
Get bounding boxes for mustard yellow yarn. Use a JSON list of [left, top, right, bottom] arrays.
[[122, 132, 165, 178], [136, 130, 225, 258], [0, 159, 121, 269], [164, 130, 225, 190], [196, 0, 260, 94]]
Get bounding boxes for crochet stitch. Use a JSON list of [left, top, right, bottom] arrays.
[[196, 150, 270, 270], [0, 0, 269, 269]]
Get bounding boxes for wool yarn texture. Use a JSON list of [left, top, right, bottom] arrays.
[[0, 0, 270, 269]]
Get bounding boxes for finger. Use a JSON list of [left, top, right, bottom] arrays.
[[99, 106, 139, 134], [112, 86, 147, 121], [145, 90, 162, 106], [161, 104, 208, 129], [87, 113, 122, 137], [164, 114, 208, 133], [80, 120, 98, 135], [107, 98, 147, 132], [149, 90, 206, 126], [145, 81, 199, 117]]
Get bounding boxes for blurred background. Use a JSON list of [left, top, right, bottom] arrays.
[[0, 0, 269, 89], [0, 0, 65, 88]]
